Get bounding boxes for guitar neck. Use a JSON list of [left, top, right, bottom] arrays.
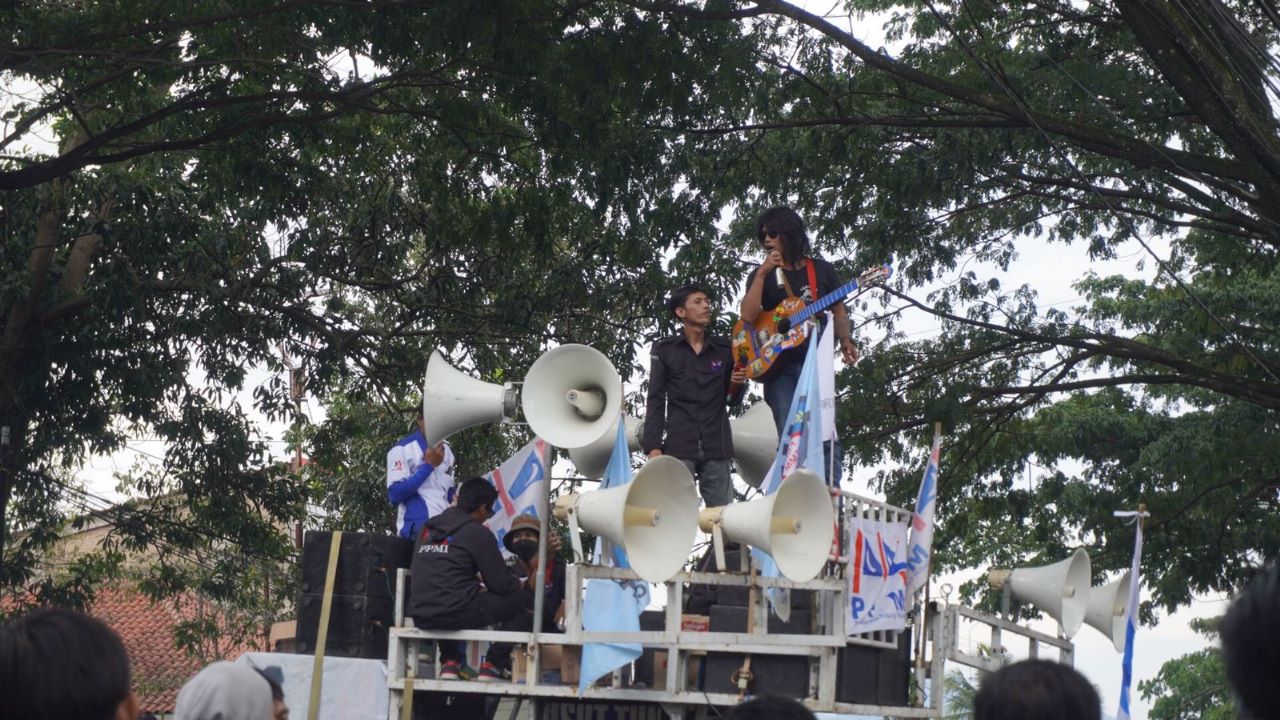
[[791, 265, 889, 325]]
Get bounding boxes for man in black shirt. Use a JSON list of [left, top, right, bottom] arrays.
[[409, 477, 538, 680], [642, 284, 746, 508], [739, 206, 859, 485]]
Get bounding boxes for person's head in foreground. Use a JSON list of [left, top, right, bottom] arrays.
[[974, 659, 1100, 720], [0, 606, 139, 720], [1220, 562, 1280, 720], [175, 661, 275, 720], [724, 695, 817, 720], [255, 666, 289, 720]]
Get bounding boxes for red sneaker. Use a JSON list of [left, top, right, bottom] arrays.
[[438, 659, 463, 681], [477, 661, 509, 683]]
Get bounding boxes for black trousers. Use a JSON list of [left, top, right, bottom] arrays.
[[486, 606, 562, 671], [415, 589, 533, 663]]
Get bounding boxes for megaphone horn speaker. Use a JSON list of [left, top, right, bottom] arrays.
[[987, 548, 1092, 638], [1084, 571, 1132, 652], [422, 350, 518, 446], [522, 344, 623, 449], [699, 468, 834, 582], [568, 415, 642, 479], [730, 402, 780, 488], [553, 455, 698, 583]]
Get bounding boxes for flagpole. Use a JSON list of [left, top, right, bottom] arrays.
[[1114, 503, 1148, 720], [530, 439, 550, 688], [913, 422, 941, 705]]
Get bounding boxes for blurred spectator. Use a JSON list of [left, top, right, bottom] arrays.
[[724, 696, 817, 720], [0, 607, 139, 720], [974, 659, 1100, 720], [255, 667, 289, 720], [1220, 563, 1280, 720], [174, 661, 273, 720]]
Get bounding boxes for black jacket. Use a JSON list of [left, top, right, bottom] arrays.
[[641, 333, 742, 459], [408, 506, 524, 626]]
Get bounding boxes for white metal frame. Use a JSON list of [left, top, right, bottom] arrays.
[[939, 604, 1076, 672], [385, 488, 1076, 719], [387, 566, 946, 719]]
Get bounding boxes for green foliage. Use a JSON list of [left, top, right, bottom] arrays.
[[1139, 619, 1235, 720], [2, 0, 1278, 653], [944, 669, 978, 720]]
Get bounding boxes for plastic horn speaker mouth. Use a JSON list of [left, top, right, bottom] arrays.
[[729, 403, 779, 488], [556, 456, 698, 583], [1084, 571, 1132, 652], [710, 468, 834, 581], [522, 344, 622, 449], [421, 349, 514, 445], [568, 415, 642, 479], [989, 548, 1092, 638]]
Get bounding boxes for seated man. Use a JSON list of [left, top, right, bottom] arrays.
[[480, 513, 566, 682], [409, 477, 539, 680]]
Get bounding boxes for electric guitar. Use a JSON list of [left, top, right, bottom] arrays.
[[730, 263, 892, 381]]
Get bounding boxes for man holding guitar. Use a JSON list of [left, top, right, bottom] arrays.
[[642, 284, 747, 508], [738, 207, 864, 485]]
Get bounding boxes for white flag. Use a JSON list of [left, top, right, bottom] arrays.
[[905, 426, 941, 599], [818, 317, 836, 443]]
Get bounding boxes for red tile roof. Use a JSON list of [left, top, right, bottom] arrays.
[[90, 584, 263, 713]]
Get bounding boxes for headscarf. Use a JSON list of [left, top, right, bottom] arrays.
[[174, 661, 274, 720]]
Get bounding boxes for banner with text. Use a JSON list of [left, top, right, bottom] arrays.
[[848, 517, 910, 635]]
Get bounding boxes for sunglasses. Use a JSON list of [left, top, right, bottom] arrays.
[[759, 230, 782, 242]]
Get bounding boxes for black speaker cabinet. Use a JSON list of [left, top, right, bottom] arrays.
[[715, 581, 814, 611], [703, 652, 810, 697], [300, 531, 413, 598], [295, 593, 394, 659], [701, 603, 814, 698], [412, 691, 488, 719], [836, 628, 912, 705], [708, 603, 812, 635]]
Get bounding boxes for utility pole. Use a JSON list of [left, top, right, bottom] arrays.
[[0, 425, 10, 583], [280, 343, 306, 550]]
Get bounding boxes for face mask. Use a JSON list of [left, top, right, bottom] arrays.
[[512, 540, 539, 562]]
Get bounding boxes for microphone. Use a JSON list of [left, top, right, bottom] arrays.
[[775, 267, 784, 288]]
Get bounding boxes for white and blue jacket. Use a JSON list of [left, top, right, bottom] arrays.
[[386, 430, 456, 539]]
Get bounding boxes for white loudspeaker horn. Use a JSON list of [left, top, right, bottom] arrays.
[[1084, 571, 1132, 652], [422, 350, 518, 446], [568, 415, 642, 479], [730, 402, 780, 488], [553, 455, 698, 583], [987, 548, 1092, 638], [699, 468, 834, 581], [522, 344, 623, 449]]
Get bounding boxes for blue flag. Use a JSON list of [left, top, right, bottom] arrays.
[[578, 418, 648, 693], [756, 329, 828, 620], [1115, 510, 1146, 720]]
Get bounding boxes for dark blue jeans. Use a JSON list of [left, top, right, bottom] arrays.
[[762, 363, 843, 486], [678, 456, 733, 508]]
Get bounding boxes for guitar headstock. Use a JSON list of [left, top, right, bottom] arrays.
[[857, 264, 893, 287]]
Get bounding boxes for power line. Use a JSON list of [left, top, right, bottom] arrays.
[[30, 470, 297, 575]]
